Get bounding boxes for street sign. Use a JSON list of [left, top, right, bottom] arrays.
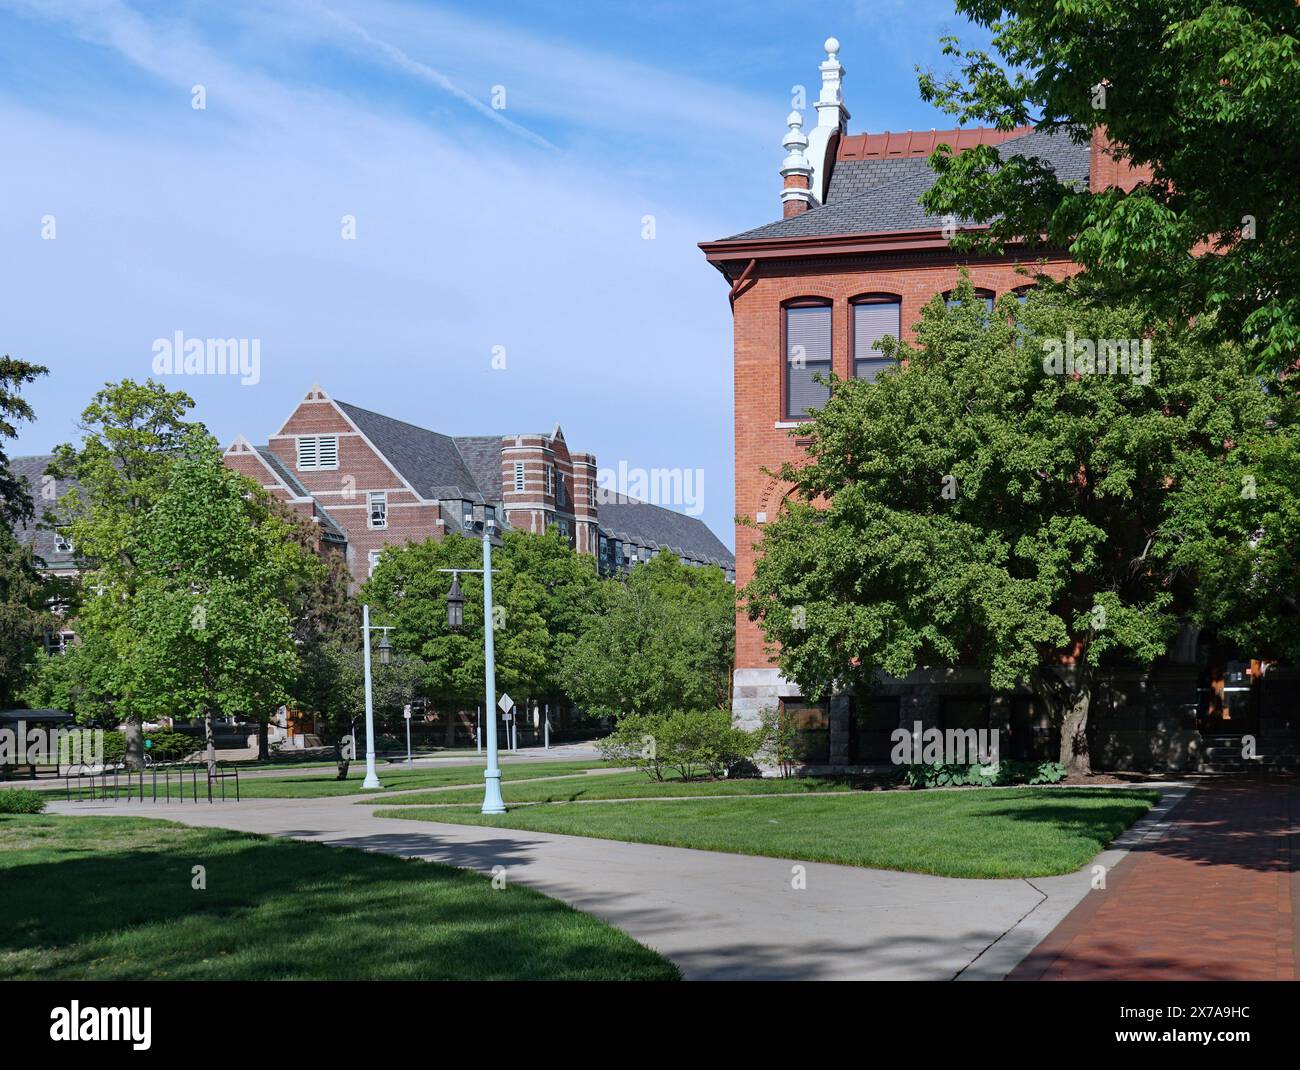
[[498, 693, 514, 714], [403, 705, 412, 720]]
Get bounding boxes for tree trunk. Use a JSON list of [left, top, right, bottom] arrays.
[[258, 720, 270, 762], [334, 742, 351, 780], [1059, 679, 1093, 778], [123, 720, 145, 770], [204, 709, 217, 779]]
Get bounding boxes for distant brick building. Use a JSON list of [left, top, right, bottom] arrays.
[[699, 38, 1296, 769], [222, 385, 734, 585]]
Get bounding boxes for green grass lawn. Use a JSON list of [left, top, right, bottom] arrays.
[[189, 759, 614, 799], [374, 770, 858, 806], [0, 815, 678, 981], [376, 788, 1161, 879]]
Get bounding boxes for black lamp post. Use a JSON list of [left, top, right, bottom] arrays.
[[446, 573, 465, 631]]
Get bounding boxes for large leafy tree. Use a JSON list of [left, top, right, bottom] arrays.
[[561, 552, 736, 718], [918, 1, 1300, 376], [743, 279, 1295, 775], [125, 438, 311, 776], [46, 379, 204, 760], [361, 528, 599, 712], [0, 354, 51, 706]]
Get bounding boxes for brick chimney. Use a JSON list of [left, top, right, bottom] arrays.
[[780, 111, 813, 217]]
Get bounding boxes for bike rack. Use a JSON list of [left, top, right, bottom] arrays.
[[64, 761, 239, 804]]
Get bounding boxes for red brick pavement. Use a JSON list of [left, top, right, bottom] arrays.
[[1009, 778, 1299, 981]]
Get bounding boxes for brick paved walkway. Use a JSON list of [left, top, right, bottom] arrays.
[[1010, 777, 1299, 980]]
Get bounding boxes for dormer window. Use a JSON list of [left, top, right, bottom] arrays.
[[54, 533, 74, 554], [297, 435, 339, 471], [461, 501, 473, 527]]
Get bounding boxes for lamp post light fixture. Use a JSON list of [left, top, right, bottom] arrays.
[[439, 519, 504, 813], [360, 604, 393, 791], [446, 573, 465, 631]]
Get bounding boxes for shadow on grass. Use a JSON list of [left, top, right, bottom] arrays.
[[0, 815, 677, 981]]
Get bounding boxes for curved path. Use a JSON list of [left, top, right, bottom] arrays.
[[48, 783, 1189, 981]]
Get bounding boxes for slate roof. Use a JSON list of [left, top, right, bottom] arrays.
[[721, 127, 1091, 242], [335, 400, 485, 502], [598, 497, 734, 570], [8, 456, 79, 572], [253, 446, 347, 542], [452, 435, 506, 502], [824, 156, 931, 204]]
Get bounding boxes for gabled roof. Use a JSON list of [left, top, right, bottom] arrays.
[[719, 127, 1091, 242], [598, 497, 735, 569], [335, 400, 485, 502], [253, 446, 347, 542], [8, 455, 78, 570]]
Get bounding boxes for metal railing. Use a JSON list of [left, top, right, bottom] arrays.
[[64, 761, 240, 804]]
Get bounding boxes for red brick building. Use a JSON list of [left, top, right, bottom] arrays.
[[699, 38, 1295, 768], [222, 385, 734, 586]]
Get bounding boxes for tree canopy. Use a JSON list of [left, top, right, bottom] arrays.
[[561, 551, 736, 718], [918, 1, 1300, 377], [743, 278, 1298, 773]]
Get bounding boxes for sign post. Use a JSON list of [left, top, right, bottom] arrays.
[[403, 704, 413, 765]]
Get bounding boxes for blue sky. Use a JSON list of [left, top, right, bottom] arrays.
[[1, 0, 989, 548]]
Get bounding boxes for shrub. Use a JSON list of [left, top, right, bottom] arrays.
[[755, 706, 807, 778], [145, 731, 200, 762], [0, 789, 46, 814], [599, 710, 759, 781], [903, 759, 1068, 789]]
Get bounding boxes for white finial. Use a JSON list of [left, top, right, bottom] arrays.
[[824, 36, 840, 58], [782, 111, 809, 165]]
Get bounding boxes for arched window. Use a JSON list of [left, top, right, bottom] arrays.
[[945, 287, 995, 314], [783, 299, 833, 419], [851, 294, 901, 383]]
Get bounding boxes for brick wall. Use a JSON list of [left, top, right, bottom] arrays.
[[730, 253, 1078, 671]]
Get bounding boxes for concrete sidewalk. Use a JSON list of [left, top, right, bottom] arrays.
[[46, 784, 1191, 981]]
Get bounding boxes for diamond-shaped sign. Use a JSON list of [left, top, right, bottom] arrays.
[[498, 693, 514, 714]]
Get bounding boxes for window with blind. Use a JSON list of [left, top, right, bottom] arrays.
[[296, 435, 339, 471], [513, 462, 525, 492], [784, 303, 832, 418], [852, 298, 901, 382]]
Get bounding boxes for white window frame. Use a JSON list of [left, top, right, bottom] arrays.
[[367, 549, 382, 576], [54, 533, 73, 554], [297, 435, 339, 471], [367, 491, 388, 530]]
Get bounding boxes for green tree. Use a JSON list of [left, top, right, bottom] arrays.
[[298, 640, 424, 778], [561, 552, 735, 718], [917, 1, 1300, 376], [743, 279, 1291, 775], [125, 438, 310, 776], [46, 379, 204, 762], [0, 354, 51, 706], [361, 528, 598, 713]]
